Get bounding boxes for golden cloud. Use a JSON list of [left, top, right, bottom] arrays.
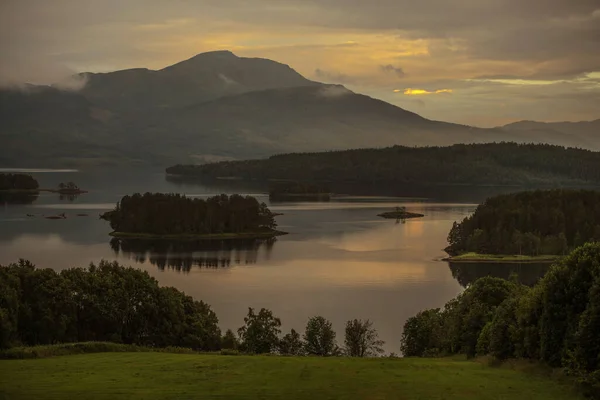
[[396, 88, 453, 95]]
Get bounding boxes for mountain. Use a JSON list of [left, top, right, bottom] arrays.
[[0, 50, 597, 167], [499, 120, 600, 150], [79, 50, 318, 111]]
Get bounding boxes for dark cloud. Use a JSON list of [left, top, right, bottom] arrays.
[[380, 64, 405, 78]]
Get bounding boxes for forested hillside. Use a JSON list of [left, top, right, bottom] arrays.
[[446, 189, 600, 256], [167, 143, 600, 186]]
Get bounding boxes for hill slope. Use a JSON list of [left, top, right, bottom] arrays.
[[500, 119, 600, 150], [0, 352, 582, 400]]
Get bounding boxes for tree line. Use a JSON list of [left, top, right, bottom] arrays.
[[101, 193, 277, 235], [0, 174, 39, 191], [447, 189, 600, 256], [166, 143, 600, 186], [0, 260, 385, 358], [401, 242, 600, 396]]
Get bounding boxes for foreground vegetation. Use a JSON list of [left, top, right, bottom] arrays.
[[167, 143, 600, 185], [446, 189, 600, 256], [100, 193, 279, 238], [402, 242, 600, 397], [0, 351, 584, 400]]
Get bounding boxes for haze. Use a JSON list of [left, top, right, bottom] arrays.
[[1, 0, 599, 127]]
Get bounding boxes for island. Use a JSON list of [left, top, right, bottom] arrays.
[[377, 206, 424, 219], [444, 189, 600, 263], [51, 182, 88, 195], [0, 173, 39, 192], [100, 192, 286, 240], [269, 181, 330, 202]]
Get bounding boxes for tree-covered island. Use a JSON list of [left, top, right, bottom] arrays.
[[54, 182, 87, 194], [100, 193, 285, 240], [445, 189, 600, 262], [377, 206, 424, 219], [0, 173, 39, 191]]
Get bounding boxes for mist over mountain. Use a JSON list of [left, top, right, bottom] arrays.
[[0, 51, 597, 167]]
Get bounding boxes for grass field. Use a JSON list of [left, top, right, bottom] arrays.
[[444, 252, 562, 263], [0, 352, 583, 400]]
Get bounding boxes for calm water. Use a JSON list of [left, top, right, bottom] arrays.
[[0, 169, 550, 353]]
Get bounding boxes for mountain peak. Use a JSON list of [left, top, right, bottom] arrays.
[[189, 50, 238, 60]]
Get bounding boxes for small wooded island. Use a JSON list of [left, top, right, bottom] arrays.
[[444, 189, 600, 263], [0, 173, 39, 192], [269, 181, 330, 201], [53, 181, 88, 195], [100, 192, 286, 240], [378, 206, 424, 219], [0, 174, 87, 196]]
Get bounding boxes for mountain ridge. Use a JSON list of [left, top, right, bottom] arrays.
[[1, 50, 598, 167]]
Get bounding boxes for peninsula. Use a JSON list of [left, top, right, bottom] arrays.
[[444, 189, 600, 263], [269, 181, 331, 201]]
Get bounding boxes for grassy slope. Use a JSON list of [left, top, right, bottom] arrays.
[[0, 352, 582, 400]]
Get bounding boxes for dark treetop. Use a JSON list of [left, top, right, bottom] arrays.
[[446, 189, 600, 256], [0, 174, 39, 191], [167, 143, 600, 186]]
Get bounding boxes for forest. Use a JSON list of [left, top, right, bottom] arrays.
[[446, 189, 600, 256], [401, 242, 600, 397], [0, 260, 384, 358], [0, 173, 39, 191], [0, 260, 222, 350], [101, 193, 277, 236], [167, 143, 600, 186], [269, 181, 331, 201]]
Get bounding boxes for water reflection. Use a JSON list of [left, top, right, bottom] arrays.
[[110, 237, 276, 272], [0, 192, 39, 204], [59, 193, 80, 202], [448, 262, 551, 287]]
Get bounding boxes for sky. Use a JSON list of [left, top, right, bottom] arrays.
[[1, 0, 599, 127]]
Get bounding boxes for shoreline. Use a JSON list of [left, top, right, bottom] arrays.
[[109, 229, 288, 241], [442, 253, 562, 264], [0, 189, 88, 194]]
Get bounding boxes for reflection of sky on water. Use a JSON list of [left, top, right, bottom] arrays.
[[0, 169, 546, 353]]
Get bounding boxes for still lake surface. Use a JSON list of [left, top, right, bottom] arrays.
[[0, 169, 550, 353]]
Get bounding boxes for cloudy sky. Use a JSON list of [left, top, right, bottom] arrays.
[[1, 0, 599, 127]]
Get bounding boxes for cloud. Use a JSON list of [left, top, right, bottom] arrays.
[[314, 68, 355, 84], [317, 85, 353, 98], [0, 0, 598, 125], [397, 88, 453, 95], [380, 64, 405, 78]]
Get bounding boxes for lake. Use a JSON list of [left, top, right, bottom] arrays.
[[0, 169, 551, 353]]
